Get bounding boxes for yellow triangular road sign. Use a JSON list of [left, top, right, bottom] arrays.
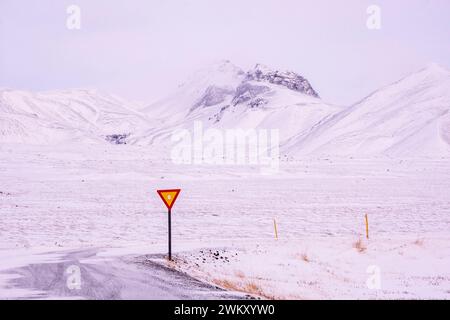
[[157, 189, 181, 210]]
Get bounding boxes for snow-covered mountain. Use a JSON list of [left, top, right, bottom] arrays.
[[0, 89, 150, 144], [282, 63, 450, 157], [137, 60, 339, 148], [1, 61, 449, 158]]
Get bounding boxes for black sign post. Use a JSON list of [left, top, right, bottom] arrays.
[[157, 189, 181, 261], [168, 208, 172, 261]]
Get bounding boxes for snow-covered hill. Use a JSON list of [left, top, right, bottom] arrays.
[[0, 89, 150, 144], [282, 63, 450, 157]]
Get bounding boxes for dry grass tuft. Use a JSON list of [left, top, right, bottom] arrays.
[[300, 252, 310, 262], [353, 238, 367, 253], [234, 270, 245, 278], [213, 278, 241, 291], [244, 281, 262, 294], [213, 278, 275, 299]]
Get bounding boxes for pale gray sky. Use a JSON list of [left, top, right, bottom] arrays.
[[1, 0, 449, 105]]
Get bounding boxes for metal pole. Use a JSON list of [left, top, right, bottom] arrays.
[[168, 208, 172, 260]]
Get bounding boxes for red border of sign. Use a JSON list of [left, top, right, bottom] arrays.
[[157, 189, 181, 210]]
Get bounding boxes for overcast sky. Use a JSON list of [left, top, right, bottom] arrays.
[[1, 0, 449, 106]]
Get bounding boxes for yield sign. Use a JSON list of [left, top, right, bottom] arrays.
[[157, 189, 181, 210]]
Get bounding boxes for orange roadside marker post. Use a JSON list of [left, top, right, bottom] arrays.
[[365, 214, 369, 239], [157, 189, 181, 261], [273, 218, 278, 240]]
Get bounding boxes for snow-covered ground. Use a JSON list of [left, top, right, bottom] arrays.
[[1, 144, 449, 299]]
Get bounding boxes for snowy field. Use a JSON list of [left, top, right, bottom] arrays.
[[1, 144, 449, 299]]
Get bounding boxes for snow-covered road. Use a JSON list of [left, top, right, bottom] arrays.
[[0, 248, 245, 300]]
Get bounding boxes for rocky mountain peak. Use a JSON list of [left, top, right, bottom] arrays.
[[246, 64, 319, 98]]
